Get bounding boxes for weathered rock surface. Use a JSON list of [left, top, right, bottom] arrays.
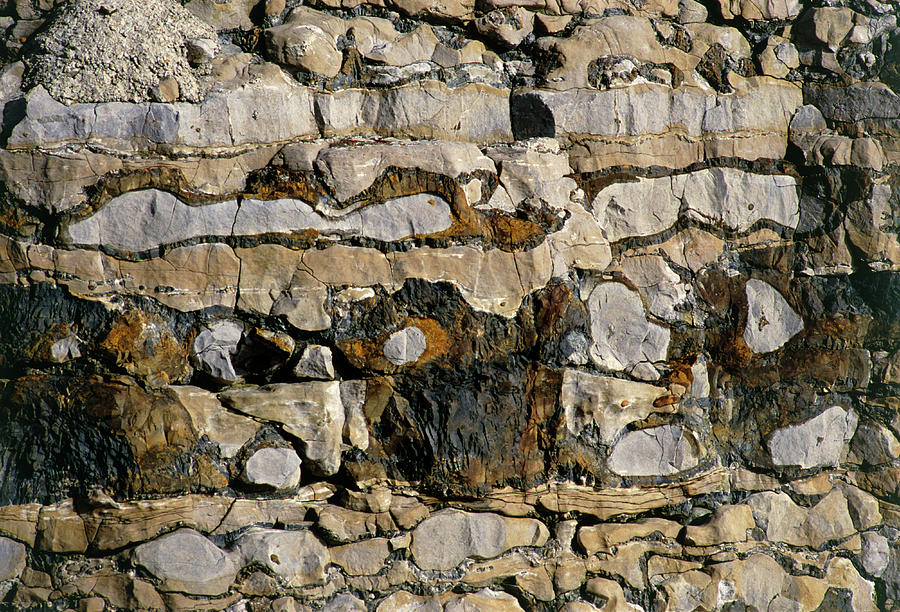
[[607, 425, 700, 476], [1, 0, 899, 609], [240, 447, 302, 491], [235, 528, 329, 587], [133, 529, 239, 596], [768, 406, 858, 469], [743, 279, 804, 354], [221, 383, 344, 475], [410, 510, 549, 570]]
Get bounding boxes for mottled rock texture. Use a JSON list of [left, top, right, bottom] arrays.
[[0, 0, 898, 608]]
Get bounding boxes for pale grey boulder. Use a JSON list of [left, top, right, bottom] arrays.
[[606, 425, 699, 476], [236, 528, 329, 587], [294, 345, 335, 380], [133, 528, 239, 596], [859, 532, 890, 577], [742, 279, 804, 354], [192, 320, 243, 384], [383, 326, 427, 366], [586, 282, 669, 380], [66, 189, 239, 252], [240, 447, 302, 492], [410, 509, 548, 571], [767, 405, 858, 469], [0, 537, 26, 582]]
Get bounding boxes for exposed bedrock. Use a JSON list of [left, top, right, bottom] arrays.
[[0, 0, 898, 608]]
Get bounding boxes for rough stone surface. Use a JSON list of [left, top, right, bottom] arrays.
[[768, 406, 859, 469], [192, 320, 243, 383], [743, 279, 804, 353], [607, 425, 699, 476], [0, 536, 26, 582], [236, 528, 329, 587], [1, 0, 899, 609], [410, 510, 548, 570], [382, 326, 427, 366], [240, 447, 302, 491], [220, 383, 345, 475], [133, 529, 239, 596]]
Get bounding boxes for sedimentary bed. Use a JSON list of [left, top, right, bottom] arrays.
[[0, 0, 898, 608]]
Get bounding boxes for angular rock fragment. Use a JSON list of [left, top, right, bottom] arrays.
[[192, 321, 243, 384], [586, 282, 670, 380], [382, 326, 427, 366], [742, 279, 804, 354], [0, 536, 26, 582], [767, 405, 858, 469], [294, 345, 335, 380], [220, 383, 345, 476]]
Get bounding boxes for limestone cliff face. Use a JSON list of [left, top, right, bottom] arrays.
[[0, 0, 898, 608]]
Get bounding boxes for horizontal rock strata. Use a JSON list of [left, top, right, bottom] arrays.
[[0, 0, 898, 608]]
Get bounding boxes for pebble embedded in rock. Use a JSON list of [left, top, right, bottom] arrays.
[[192, 320, 243, 383], [236, 527, 329, 587], [410, 509, 548, 571], [240, 447, 302, 492], [132, 528, 239, 596], [767, 405, 858, 469], [607, 425, 699, 476], [294, 345, 335, 380], [742, 279, 804, 353], [0, 536, 26, 582], [383, 326, 427, 366]]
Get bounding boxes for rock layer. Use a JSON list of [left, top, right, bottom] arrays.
[[0, 0, 898, 608]]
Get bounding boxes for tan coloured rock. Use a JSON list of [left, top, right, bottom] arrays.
[[718, 0, 800, 20], [0, 504, 39, 546], [409, 509, 548, 570], [589, 540, 682, 589], [585, 577, 644, 611], [36, 500, 87, 553], [559, 370, 669, 443], [90, 495, 231, 552], [746, 489, 858, 549], [390, 496, 430, 530], [315, 505, 379, 543], [169, 386, 260, 459], [684, 504, 754, 546], [265, 23, 342, 77], [213, 497, 313, 535], [329, 538, 391, 575], [475, 8, 534, 47], [578, 518, 682, 555], [807, 7, 855, 50], [514, 566, 555, 601], [220, 382, 345, 476], [647, 555, 703, 586]]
